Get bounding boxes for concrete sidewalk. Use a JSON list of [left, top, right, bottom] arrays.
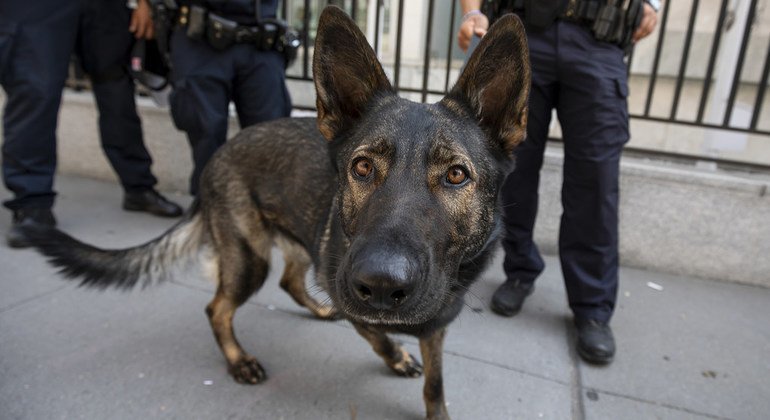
[[1, 175, 768, 420]]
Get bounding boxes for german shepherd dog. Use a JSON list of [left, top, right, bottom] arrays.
[[24, 6, 529, 419]]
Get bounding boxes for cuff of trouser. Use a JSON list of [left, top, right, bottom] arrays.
[[124, 186, 156, 194], [571, 307, 613, 324], [3, 196, 56, 212]]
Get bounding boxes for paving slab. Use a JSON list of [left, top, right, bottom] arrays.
[[580, 267, 770, 420]]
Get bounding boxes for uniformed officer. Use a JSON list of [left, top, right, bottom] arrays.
[[167, 0, 292, 194], [1, 0, 183, 248], [458, 0, 660, 364]]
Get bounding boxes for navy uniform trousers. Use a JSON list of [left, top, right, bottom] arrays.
[[169, 26, 291, 195], [0, 0, 157, 211], [501, 20, 630, 323]]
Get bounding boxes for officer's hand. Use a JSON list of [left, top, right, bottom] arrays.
[[130, 0, 155, 40], [632, 3, 658, 42], [458, 14, 489, 52]]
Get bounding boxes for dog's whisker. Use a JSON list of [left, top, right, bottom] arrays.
[[499, 202, 520, 209], [450, 283, 484, 307], [307, 284, 328, 295]]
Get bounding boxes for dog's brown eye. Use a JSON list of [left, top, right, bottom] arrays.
[[352, 158, 373, 179], [446, 166, 468, 186]]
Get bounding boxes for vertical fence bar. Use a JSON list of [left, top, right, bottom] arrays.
[[421, 0, 435, 102], [301, 0, 311, 79], [393, 0, 404, 90], [723, 0, 759, 127], [643, 0, 671, 116], [351, 0, 357, 21], [374, 0, 382, 55], [443, 1, 457, 93], [749, 42, 770, 130], [696, 0, 729, 124], [669, 0, 700, 120]]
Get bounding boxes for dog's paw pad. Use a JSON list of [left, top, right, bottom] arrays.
[[229, 357, 267, 384], [390, 353, 423, 378]]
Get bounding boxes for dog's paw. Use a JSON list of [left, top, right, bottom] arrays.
[[228, 356, 267, 384], [390, 352, 423, 378]]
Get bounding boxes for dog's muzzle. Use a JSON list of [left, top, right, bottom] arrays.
[[346, 246, 424, 311]]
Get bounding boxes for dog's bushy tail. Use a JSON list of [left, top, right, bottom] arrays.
[[22, 201, 206, 290]]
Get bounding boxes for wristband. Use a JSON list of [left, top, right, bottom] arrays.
[[644, 0, 661, 12], [462, 9, 483, 22]]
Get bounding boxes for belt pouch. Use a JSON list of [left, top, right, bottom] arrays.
[[592, 4, 622, 43], [206, 14, 236, 50], [258, 20, 279, 51], [186, 5, 207, 40]]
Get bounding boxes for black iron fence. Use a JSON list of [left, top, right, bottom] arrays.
[[283, 0, 466, 105], [57, 1, 768, 166], [630, 0, 770, 135], [282, 0, 770, 141]]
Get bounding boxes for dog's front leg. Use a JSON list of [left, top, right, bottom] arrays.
[[420, 328, 449, 420], [352, 323, 423, 377]]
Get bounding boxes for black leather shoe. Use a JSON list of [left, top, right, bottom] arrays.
[[575, 318, 615, 364], [490, 279, 534, 317], [123, 189, 183, 218], [6, 208, 57, 248]]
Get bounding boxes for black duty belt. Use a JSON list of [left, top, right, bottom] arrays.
[[561, 0, 603, 22], [491, 0, 643, 52], [501, 0, 603, 23], [178, 5, 280, 51]]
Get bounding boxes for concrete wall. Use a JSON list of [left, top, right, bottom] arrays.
[[2, 91, 769, 288], [535, 148, 770, 288]]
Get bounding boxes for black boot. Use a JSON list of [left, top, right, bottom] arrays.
[[575, 318, 615, 364], [123, 189, 183, 218], [490, 279, 534, 317], [6, 208, 57, 248]]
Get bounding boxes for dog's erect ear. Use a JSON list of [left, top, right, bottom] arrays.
[[313, 6, 394, 141], [443, 14, 531, 156]]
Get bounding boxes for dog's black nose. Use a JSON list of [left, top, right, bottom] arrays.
[[349, 250, 417, 310]]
